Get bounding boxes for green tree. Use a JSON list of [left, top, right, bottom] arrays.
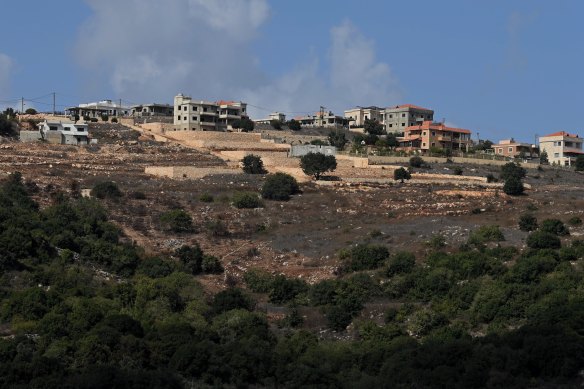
[[575, 155, 584, 171], [394, 167, 411, 183], [160, 209, 194, 233], [91, 181, 122, 199], [526, 231, 561, 249], [233, 117, 255, 132], [328, 130, 348, 150], [500, 162, 526, 181], [386, 133, 399, 149], [211, 288, 255, 315], [409, 156, 424, 168], [540, 219, 570, 236], [539, 150, 549, 164], [287, 119, 301, 131], [232, 192, 263, 209], [270, 119, 283, 130], [503, 176, 524, 195], [261, 172, 299, 200], [363, 119, 384, 135], [25, 108, 38, 115], [241, 154, 267, 174], [519, 214, 538, 231], [300, 152, 337, 180]]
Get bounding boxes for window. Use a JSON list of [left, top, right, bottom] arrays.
[[401, 113, 406, 118], [49, 126, 58, 131], [431, 143, 436, 147], [401, 123, 405, 126], [192, 106, 197, 111], [423, 132, 427, 136], [63, 127, 70, 131], [192, 116, 197, 121], [183, 106, 188, 111], [554, 153, 560, 158], [203, 107, 208, 112], [177, 106, 181, 111], [388, 124, 393, 127], [422, 143, 426, 147], [77, 127, 84, 132], [431, 131, 435, 136], [183, 116, 187, 120], [508, 147, 513, 153], [177, 116, 181, 121], [389, 114, 393, 118]]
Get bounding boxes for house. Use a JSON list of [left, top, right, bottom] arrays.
[[383, 104, 434, 133], [492, 139, 538, 159], [294, 111, 349, 129], [344, 106, 384, 129], [255, 112, 286, 125], [38, 120, 90, 145], [173, 94, 248, 131], [130, 103, 174, 117], [66, 100, 130, 119], [398, 121, 472, 153], [539, 131, 583, 166]]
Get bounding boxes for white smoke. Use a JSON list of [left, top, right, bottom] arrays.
[[0, 53, 13, 103]]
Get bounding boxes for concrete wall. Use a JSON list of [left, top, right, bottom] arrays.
[[289, 145, 336, 157], [19, 131, 42, 142], [145, 166, 241, 179]]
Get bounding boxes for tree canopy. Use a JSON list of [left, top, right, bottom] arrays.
[[300, 152, 337, 180]]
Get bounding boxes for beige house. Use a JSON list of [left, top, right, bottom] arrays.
[[344, 106, 384, 129], [174, 94, 248, 131], [255, 112, 286, 125], [384, 104, 434, 133], [294, 111, 349, 129], [539, 131, 583, 166], [398, 121, 472, 153], [493, 139, 538, 159]]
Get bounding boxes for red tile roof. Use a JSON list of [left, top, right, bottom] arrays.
[[216, 100, 237, 106], [405, 121, 471, 134], [394, 104, 433, 111], [542, 131, 581, 138]]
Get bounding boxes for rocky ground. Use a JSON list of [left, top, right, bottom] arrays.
[[2, 124, 584, 292]]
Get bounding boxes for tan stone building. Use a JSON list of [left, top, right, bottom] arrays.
[[344, 106, 384, 128], [255, 112, 286, 125], [295, 111, 349, 129], [384, 104, 434, 133], [174, 94, 248, 131], [399, 121, 472, 153], [539, 131, 583, 166], [493, 139, 538, 158]]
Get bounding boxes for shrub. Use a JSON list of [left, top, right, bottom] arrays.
[[241, 154, 267, 174], [503, 176, 524, 196], [340, 244, 389, 272], [394, 167, 411, 183], [232, 192, 263, 209], [501, 162, 527, 180], [452, 167, 463, 176], [568, 216, 582, 226], [211, 288, 254, 315], [101, 114, 109, 122], [300, 152, 337, 180], [160, 209, 194, 233], [138, 257, 173, 278], [111, 117, 118, 123], [244, 269, 274, 293], [128, 191, 146, 200], [205, 220, 230, 237], [199, 193, 214, 203], [269, 275, 308, 304], [486, 173, 497, 183], [261, 173, 299, 201], [175, 244, 204, 274], [25, 108, 37, 115], [518, 214, 538, 231], [91, 181, 122, 199], [540, 219, 570, 236], [386, 252, 416, 277], [270, 119, 283, 130], [575, 155, 584, 171], [287, 119, 301, 131], [202, 255, 224, 274], [526, 231, 561, 249], [409, 156, 424, 168], [468, 225, 505, 244]]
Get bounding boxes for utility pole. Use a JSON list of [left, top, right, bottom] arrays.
[[21, 97, 24, 114], [53, 92, 56, 115]]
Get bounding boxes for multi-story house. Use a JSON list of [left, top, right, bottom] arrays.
[[383, 104, 434, 133], [66, 100, 130, 119], [399, 121, 472, 153], [38, 119, 90, 145], [344, 106, 384, 129], [173, 94, 248, 131], [131, 103, 174, 117], [255, 112, 287, 125], [539, 131, 583, 166], [295, 111, 349, 129], [493, 138, 538, 159]]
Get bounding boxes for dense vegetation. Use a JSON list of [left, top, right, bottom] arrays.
[[1, 174, 584, 388]]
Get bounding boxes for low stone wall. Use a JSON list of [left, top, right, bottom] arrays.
[[259, 130, 328, 145], [145, 166, 241, 179], [451, 157, 540, 169], [367, 155, 540, 169], [368, 155, 448, 164]]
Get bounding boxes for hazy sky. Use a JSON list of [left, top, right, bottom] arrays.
[[1, 0, 582, 142]]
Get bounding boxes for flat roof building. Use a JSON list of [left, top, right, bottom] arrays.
[[66, 100, 130, 119], [384, 104, 434, 133], [539, 131, 583, 166], [173, 94, 247, 131], [493, 139, 538, 159]]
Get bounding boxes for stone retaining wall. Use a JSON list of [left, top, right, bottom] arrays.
[[145, 166, 241, 179]]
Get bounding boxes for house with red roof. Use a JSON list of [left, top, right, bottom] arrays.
[[492, 138, 538, 159], [539, 131, 583, 166], [398, 121, 472, 153]]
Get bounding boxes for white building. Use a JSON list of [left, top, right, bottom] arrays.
[[38, 120, 90, 145], [174, 94, 248, 131], [344, 106, 384, 129], [255, 112, 286, 125], [66, 100, 130, 119], [539, 131, 583, 166]]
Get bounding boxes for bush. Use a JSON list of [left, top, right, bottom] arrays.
[[486, 173, 497, 183], [269, 275, 308, 304], [91, 181, 122, 199], [205, 220, 230, 237], [261, 173, 299, 201], [300, 152, 337, 180], [111, 117, 118, 123], [101, 114, 109, 122], [394, 167, 411, 183], [540, 219, 570, 236], [468, 225, 505, 244], [340, 244, 389, 272], [25, 108, 38, 115], [211, 288, 254, 315], [199, 193, 214, 203], [503, 176, 524, 196], [287, 119, 301, 131], [386, 252, 416, 277], [270, 119, 283, 130], [568, 216, 582, 226], [452, 167, 463, 176], [244, 269, 274, 293], [201, 255, 224, 274], [575, 155, 584, 171], [526, 231, 561, 249], [128, 191, 146, 200], [500, 162, 526, 181], [518, 214, 538, 232], [232, 192, 263, 209], [241, 154, 267, 174], [160, 209, 194, 233], [409, 156, 424, 168]]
